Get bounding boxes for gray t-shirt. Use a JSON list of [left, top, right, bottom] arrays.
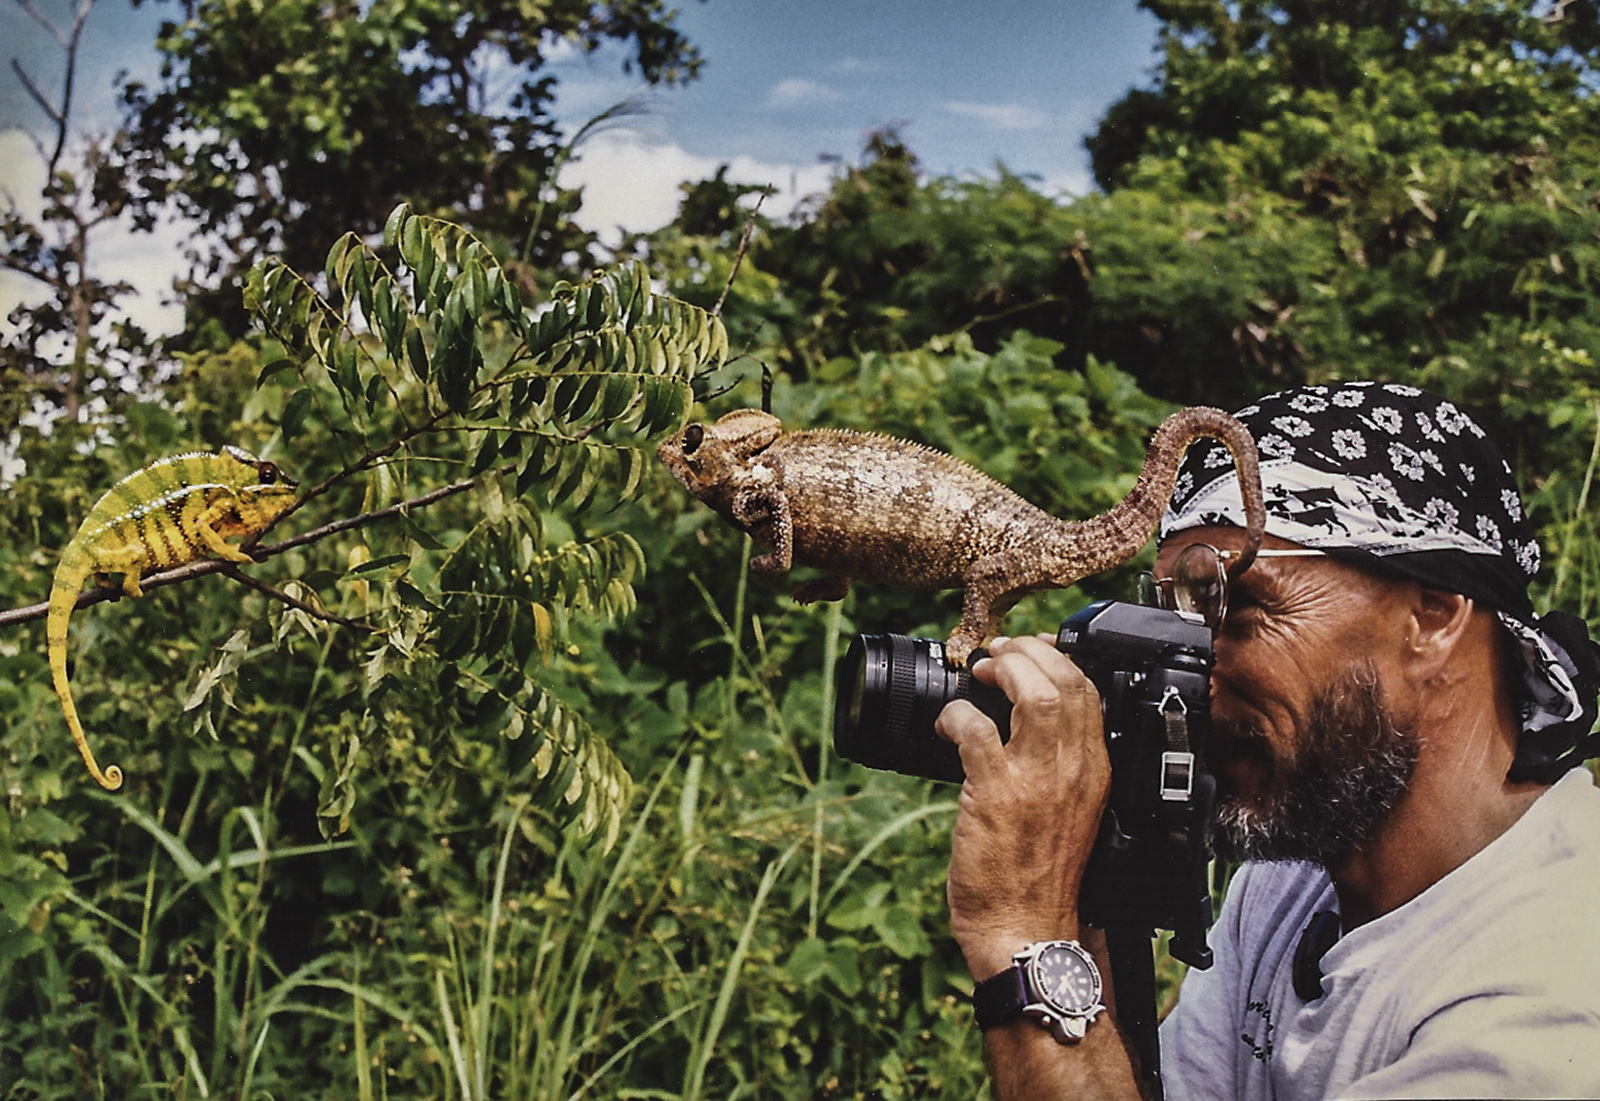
[[1161, 768, 1600, 1100]]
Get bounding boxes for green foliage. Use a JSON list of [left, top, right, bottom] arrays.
[[14, 1, 1600, 1095], [236, 204, 725, 842], [1069, 0, 1600, 633], [667, 130, 1089, 379]]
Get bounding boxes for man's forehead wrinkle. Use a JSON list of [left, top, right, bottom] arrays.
[[1237, 557, 1346, 614]]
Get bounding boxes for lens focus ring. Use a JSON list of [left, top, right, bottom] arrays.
[[886, 634, 918, 743]]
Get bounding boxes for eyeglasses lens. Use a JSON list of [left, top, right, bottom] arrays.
[[1173, 544, 1226, 628]]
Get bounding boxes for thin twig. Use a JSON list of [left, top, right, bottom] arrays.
[[712, 189, 770, 318], [218, 566, 380, 633]]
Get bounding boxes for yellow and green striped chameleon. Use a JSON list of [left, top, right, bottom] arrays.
[[48, 447, 299, 790]]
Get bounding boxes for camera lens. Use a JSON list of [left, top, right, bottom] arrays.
[[832, 634, 1011, 784]]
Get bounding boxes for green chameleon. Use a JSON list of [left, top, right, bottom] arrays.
[[48, 447, 299, 790]]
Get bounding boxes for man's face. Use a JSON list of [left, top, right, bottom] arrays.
[[1153, 528, 1422, 867]]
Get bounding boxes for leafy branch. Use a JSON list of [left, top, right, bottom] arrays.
[[7, 204, 728, 845]]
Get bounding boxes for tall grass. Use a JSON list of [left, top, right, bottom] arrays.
[[4, 549, 987, 1099], [63, 779, 358, 1097]]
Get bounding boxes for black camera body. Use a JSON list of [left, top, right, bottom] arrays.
[[833, 600, 1217, 968]]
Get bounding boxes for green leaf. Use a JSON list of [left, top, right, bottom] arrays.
[[281, 388, 314, 442], [382, 202, 409, 247], [826, 883, 890, 932], [471, 431, 502, 476], [343, 554, 410, 578], [550, 374, 583, 420], [571, 373, 604, 422], [826, 944, 863, 996], [873, 905, 932, 959], [399, 211, 423, 266], [785, 937, 831, 985], [615, 447, 646, 502], [394, 580, 441, 613], [257, 357, 297, 386], [405, 327, 430, 381], [433, 607, 478, 662], [601, 371, 634, 421]]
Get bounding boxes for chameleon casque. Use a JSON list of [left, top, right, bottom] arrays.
[[657, 407, 1265, 666], [48, 447, 299, 790]]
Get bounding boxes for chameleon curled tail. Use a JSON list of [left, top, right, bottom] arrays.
[[47, 448, 298, 790], [47, 580, 119, 790]]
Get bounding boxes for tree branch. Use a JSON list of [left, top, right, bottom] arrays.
[[0, 470, 497, 630], [10, 58, 64, 129]]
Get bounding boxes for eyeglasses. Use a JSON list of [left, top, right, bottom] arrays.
[[1138, 544, 1328, 630]]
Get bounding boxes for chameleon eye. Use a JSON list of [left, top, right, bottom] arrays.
[[681, 424, 705, 455], [256, 463, 279, 484]]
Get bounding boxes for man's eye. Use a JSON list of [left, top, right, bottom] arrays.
[[1225, 591, 1264, 624]]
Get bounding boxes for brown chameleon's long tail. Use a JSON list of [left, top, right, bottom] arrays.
[[1067, 407, 1265, 577], [47, 572, 124, 791]]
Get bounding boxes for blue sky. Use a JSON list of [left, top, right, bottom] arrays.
[[550, 1, 1161, 237], [1, 0, 1162, 333]]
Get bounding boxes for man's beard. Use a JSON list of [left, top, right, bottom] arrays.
[[1210, 659, 1419, 867]]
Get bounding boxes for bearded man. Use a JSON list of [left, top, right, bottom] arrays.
[[938, 382, 1600, 1099]]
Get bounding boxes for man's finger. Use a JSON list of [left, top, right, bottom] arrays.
[[936, 697, 1005, 786], [975, 637, 1099, 766]]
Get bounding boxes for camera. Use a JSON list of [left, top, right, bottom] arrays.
[[832, 600, 1218, 967]]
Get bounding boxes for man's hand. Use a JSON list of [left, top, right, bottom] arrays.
[[937, 636, 1143, 1101], [936, 634, 1111, 978]]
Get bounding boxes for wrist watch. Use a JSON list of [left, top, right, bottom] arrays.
[[972, 939, 1105, 1043]]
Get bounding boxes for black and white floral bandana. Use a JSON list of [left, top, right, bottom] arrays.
[[1160, 381, 1600, 783]]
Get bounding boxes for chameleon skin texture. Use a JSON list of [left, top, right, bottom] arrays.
[[47, 447, 299, 790], [657, 407, 1265, 666]]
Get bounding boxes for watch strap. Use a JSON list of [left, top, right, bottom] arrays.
[[972, 963, 1029, 1030]]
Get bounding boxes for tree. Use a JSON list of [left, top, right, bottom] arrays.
[[119, 0, 705, 343], [1076, 0, 1600, 413], [0, 212, 760, 1095], [1, 0, 157, 422], [664, 130, 1093, 379]]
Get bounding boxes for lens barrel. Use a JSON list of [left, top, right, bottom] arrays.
[[833, 634, 1012, 784]]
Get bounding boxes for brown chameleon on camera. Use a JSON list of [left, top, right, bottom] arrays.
[[657, 406, 1265, 667]]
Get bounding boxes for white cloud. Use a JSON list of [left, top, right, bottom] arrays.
[[766, 77, 843, 109], [831, 56, 881, 75], [0, 128, 46, 211], [1038, 165, 1094, 201], [942, 100, 1050, 132], [2, 115, 840, 344], [560, 128, 833, 245]]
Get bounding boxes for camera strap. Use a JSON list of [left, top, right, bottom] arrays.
[[1159, 687, 1196, 802]]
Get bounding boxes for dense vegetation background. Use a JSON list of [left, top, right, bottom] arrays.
[[4, 0, 1600, 1096]]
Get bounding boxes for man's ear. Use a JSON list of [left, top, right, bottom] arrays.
[[1408, 586, 1476, 679]]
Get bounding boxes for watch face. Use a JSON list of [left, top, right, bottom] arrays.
[[1029, 942, 1102, 1016]]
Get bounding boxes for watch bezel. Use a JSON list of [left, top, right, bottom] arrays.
[[1018, 939, 1105, 1043]]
